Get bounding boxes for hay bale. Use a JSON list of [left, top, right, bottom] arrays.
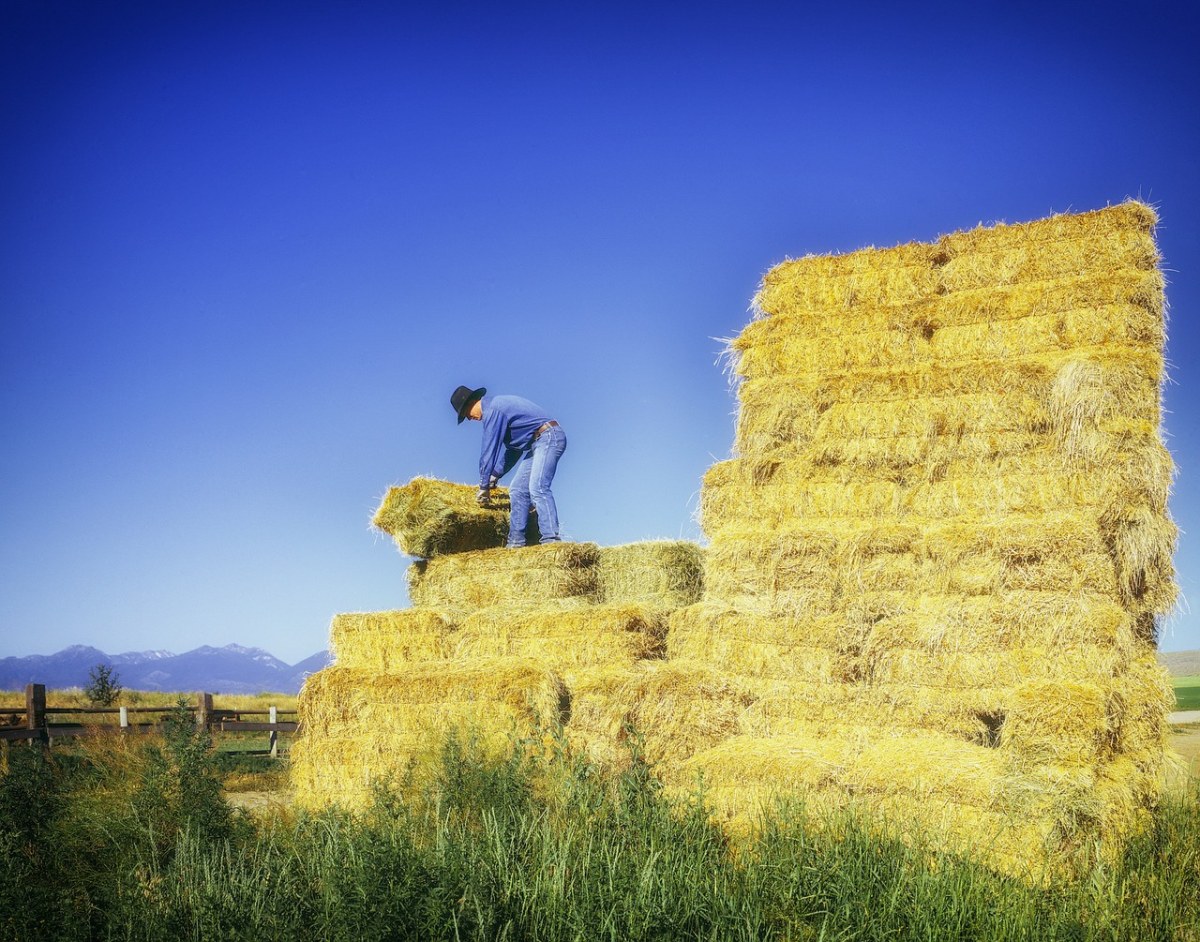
[[738, 680, 1006, 743], [754, 242, 942, 313], [734, 285, 1162, 378], [935, 224, 1158, 293], [667, 730, 1139, 874], [857, 592, 1137, 651], [407, 542, 601, 612], [703, 521, 1126, 605], [1098, 503, 1179, 615], [299, 661, 567, 732], [668, 605, 848, 682], [700, 457, 1171, 536], [371, 477, 539, 558], [596, 540, 705, 608], [449, 601, 667, 669], [752, 203, 1157, 321], [865, 644, 1134, 695], [293, 661, 567, 810], [665, 782, 1063, 880], [562, 660, 756, 772], [560, 664, 640, 768], [329, 609, 455, 671], [1104, 652, 1174, 758], [666, 732, 1011, 810], [732, 349, 1163, 457], [1001, 680, 1114, 766], [737, 269, 1162, 362], [934, 201, 1157, 256]]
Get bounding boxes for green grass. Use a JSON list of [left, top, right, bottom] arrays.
[[1175, 675, 1200, 711], [3, 728, 1199, 942]]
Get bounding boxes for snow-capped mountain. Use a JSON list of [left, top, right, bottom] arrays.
[[0, 644, 329, 695]]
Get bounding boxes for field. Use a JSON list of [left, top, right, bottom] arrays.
[[0, 688, 297, 713], [0, 687, 297, 797], [1175, 676, 1200, 711], [2, 692, 1199, 942]]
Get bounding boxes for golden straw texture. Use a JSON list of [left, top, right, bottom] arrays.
[[371, 477, 539, 558], [676, 201, 1177, 879], [328, 609, 455, 671], [293, 661, 567, 810], [407, 542, 601, 612], [596, 541, 706, 608]]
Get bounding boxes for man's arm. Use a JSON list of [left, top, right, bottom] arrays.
[[478, 409, 506, 492]]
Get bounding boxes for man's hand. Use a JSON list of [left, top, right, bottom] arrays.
[[476, 487, 492, 507], [488, 474, 499, 489]]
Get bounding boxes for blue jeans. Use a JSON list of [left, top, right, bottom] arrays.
[[507, 425, 567, 547]]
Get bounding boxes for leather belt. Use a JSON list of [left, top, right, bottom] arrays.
[[533, 420, 559, 440]]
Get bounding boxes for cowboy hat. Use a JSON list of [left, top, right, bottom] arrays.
[[450, 385, 487, 423]]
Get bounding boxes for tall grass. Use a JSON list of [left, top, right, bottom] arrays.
[[2, 727, 1197, 942]]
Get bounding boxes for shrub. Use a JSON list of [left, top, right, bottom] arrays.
[[83, 663, 123, 707]]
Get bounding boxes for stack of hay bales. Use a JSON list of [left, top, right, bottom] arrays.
[[664, 202, 1176, 877], [293, 477, 705, 807]]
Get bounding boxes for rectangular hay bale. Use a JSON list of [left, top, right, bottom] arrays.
[[732, 348, 1163, 456], [371, 476, 539, 558], [734, 290, 1161, 378], [735, 269, 1162, 365], [293, 660, 567, 810], [407, 542, 601, 612], [298, 661, 566, 746], [704, 519, 1124, 602], [449, 601, 667, 670], [563, 660, 757, 773], [596, 540, 706, 608], [329, 609, 455, 671]]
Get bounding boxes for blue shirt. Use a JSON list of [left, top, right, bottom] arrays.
[[477, 394, 552, 489]]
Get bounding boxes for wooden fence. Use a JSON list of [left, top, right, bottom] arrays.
[[0, 684, 299, 757]]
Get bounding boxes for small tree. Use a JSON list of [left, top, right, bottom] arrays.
[[84, 663, 122, 706]]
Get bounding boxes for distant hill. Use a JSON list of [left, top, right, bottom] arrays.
[[0, 644, 331, 695], [1158, 650, 1200, 678]]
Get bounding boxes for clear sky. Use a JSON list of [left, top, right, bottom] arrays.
[[2, 0, 1197, 663]]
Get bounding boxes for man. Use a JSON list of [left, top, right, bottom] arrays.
[[450, 385, 568, 547]]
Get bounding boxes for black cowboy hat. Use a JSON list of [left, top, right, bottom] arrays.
[[450, 385, 487, 423]]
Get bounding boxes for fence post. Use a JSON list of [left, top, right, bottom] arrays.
[[269, 705, 278, 758], [119, 706, 129, 732], [196, 692, 213, 730], [25, 683, 46, 747]]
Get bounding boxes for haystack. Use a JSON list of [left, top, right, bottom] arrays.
[[408, 542, 601, 612], [372, 477, 539, 557], [296, 526, 705, 808], [596, 541, 705, 608], [666, 201, 1176, 880], [328, 609, 455, 671], [297, 203, 1173, 882], [449, 601, 667, 669], [562, 659, 758, 771], [292, 660, 567, 810]]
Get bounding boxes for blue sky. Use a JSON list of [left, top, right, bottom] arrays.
[[2, 0, 1197, 663]]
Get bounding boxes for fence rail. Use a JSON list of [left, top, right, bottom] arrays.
[[1, 684, 298, 756]]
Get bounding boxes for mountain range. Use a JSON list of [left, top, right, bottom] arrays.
[[0, 644, 332, 695]]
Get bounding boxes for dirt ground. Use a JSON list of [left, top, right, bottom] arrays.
[[226, 790, 291, 813]]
